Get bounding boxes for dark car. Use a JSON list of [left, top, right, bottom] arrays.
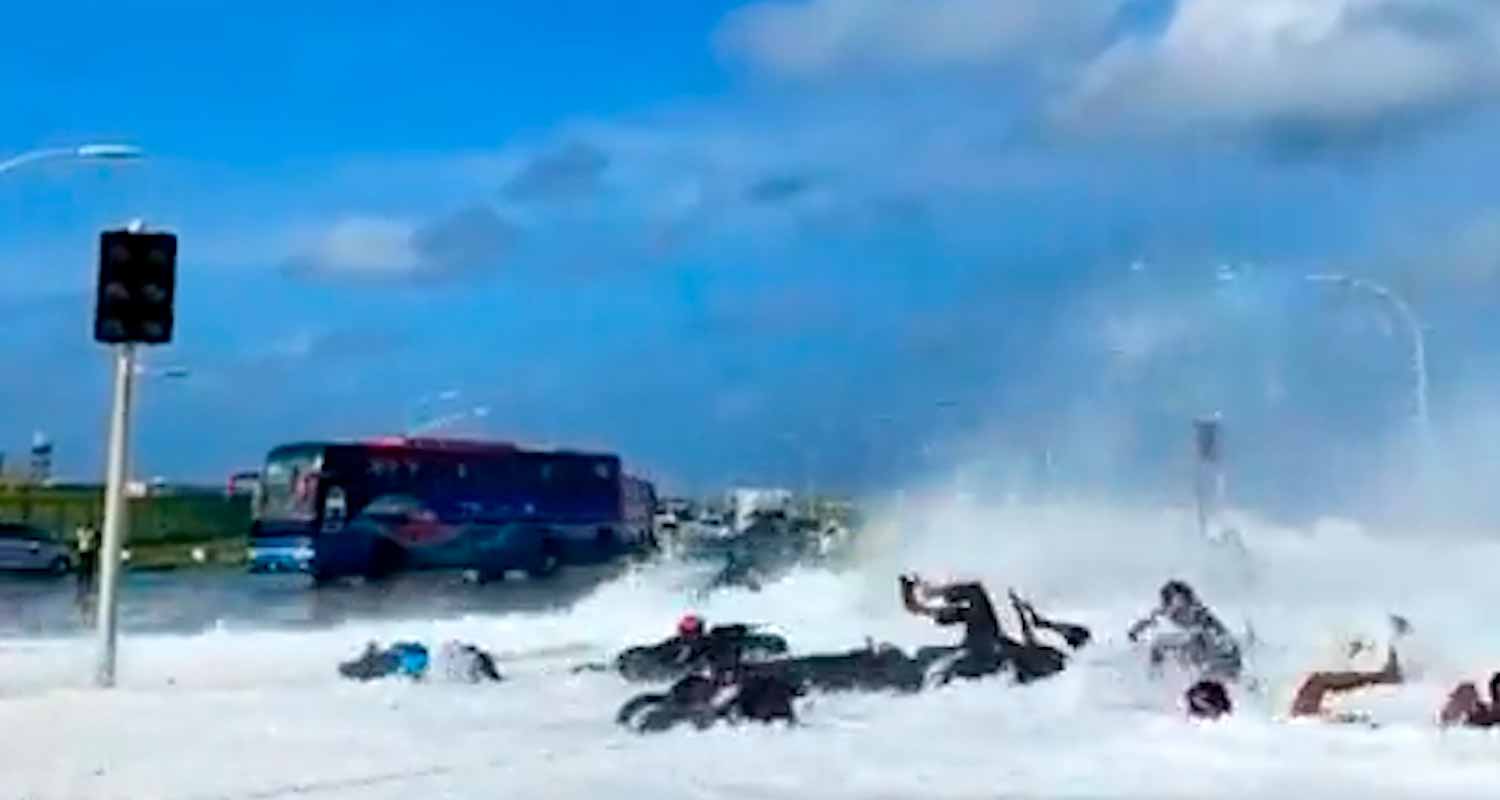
[[0, 523, 73, 575]]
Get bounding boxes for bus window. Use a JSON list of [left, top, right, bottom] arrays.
[[260, 446, 323, 520]]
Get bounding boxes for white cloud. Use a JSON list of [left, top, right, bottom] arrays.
[[716, 0, 1113, 79], [1442, 208, 1500, 283], [1099, 310, 1193, 365], [301, 216, 421, 278], [1056, 0, 1500, 144], [287, 207, 516, 283]]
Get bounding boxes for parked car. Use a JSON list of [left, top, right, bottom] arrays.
[[0, 523, 73, 575]]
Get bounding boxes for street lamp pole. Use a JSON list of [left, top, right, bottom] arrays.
[[775, 432, 814, 510], [93, 220, 174, 689], [4, 145, 146, 687], [95, 343, 136, 687], [1306, 274, 1432, 454]]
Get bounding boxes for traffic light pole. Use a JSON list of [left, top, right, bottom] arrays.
[[95, 343, 136, 688]]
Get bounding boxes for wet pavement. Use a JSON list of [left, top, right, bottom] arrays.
[[0, 563, 632, 638]]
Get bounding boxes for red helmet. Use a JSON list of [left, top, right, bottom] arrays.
[[677, 614, 704, 637]]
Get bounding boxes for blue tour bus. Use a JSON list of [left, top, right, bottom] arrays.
[[248, 436, 656, 583]]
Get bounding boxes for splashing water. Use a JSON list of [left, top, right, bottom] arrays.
[[2, 493, 1498, 799]]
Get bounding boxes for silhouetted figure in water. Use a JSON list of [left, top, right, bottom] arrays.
[[1440, 672, 1500, 729], [74, 526, 98, 621], [901, 574, 1085, 685], [616, 664, 801, 733], [594, 614, 788, 682]]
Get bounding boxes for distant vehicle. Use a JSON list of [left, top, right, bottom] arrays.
[[0, 523, 73, 575], [225, 470, 261, 497], [726, 487, 794, 534], [248, 437, 657, 583], [622, 475, 659, 550]]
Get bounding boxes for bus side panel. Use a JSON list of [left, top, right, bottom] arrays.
[[313, 527, 378, 579], [465, 522, 547, 575]]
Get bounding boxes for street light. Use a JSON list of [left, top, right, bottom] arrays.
[[406, 388, 462, 434], [133, 364, 190, 380], [130, 364, 190, 509], [0, 143, 144, 176], [1306, 273, 1432, 454], [410, 405, 491, 435], [775, 431, 815, 508]]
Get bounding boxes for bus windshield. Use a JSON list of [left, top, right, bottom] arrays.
[[260, 445, 324, 520]]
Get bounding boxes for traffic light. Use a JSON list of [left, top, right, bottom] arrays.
[[94, 229, 177, 345]]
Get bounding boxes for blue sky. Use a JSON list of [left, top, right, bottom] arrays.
[[7, 1, 1500, 519]]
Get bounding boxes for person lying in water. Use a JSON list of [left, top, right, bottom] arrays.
[[339, 641, 431, 682], [900, 574, 1088, 684], [580, 614, 789, 682], [1008, 589, 1092, 651], [1128, 580, 1242, 682], [1292, 656, 1500, 729], [1289, 616, 1410, 723], [438, 641, 504, 683], [338, 640, 502, 683], [616, 662, 802, 733], [1439, 672, 1500, 729]]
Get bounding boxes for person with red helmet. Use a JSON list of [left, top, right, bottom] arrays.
[[585, 612, 789, 682], [677, 613, 704, 640]]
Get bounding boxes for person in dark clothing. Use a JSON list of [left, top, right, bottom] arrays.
[[765, 640, 929, 694], [74, 526, 98, 618], [617, 664, 801, 733], [602, 615, 789, 682], [1439, 672, 1500, 729], [900, 574, 1076, 685], [901, 575, 1001, 647], [1008, 590, 1092, 651], [618, 673, 722, 733], [1128, 580, 1242, 682], [728, 674, 799, 722]]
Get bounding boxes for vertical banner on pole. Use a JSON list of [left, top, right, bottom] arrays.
[[1194, 417, 1221, 465], [1193, 414, 1224, 541]]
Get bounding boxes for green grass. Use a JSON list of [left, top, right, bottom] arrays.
[[0, 485, 250, 546], [126, 536, 248, 570]]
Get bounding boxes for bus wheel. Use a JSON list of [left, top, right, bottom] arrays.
[[528, 541, 561, 579], [365, 540, 403, 581], [594, 527, 619, 561], [474, 567, 510, 584]]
